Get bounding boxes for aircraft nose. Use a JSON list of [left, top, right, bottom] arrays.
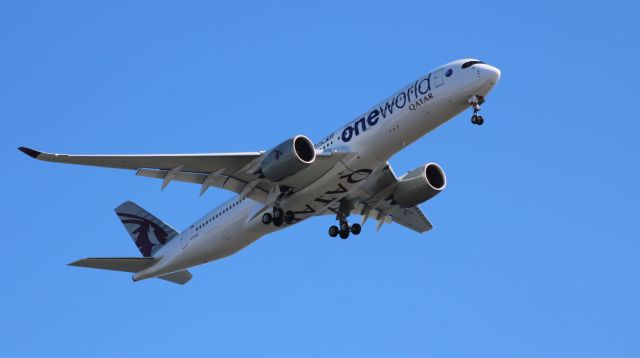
[[474, 64, 501, 96], [481, 64, 501, 85]]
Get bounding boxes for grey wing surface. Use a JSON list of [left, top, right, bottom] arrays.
[[387, 206, 433, 233], [19, 146, 269, 200], [18, 146, 346, 203]]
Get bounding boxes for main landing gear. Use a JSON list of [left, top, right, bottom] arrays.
[[327, 200, 362, 239], [328, 222, 361, 239], [261, 187, 296, 227], [469, 95, 486, 125], [261, 207, 295, 227]]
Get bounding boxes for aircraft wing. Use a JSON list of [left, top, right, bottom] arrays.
[[323, 164, 434, 233], [19, 146, 275, 199], [386, 206, 433, 233], [18, 146, 343, 203]]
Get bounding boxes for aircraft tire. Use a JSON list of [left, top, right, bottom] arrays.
[[262, 213, 273, 225], [284, 211, 295, 223], [351, 223, 362, 235], [273, 217, 283, 227], [329, 225, 339, 237]]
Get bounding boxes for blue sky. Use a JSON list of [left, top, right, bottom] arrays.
[[2, 0, 639, 356]]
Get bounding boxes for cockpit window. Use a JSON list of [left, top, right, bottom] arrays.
[[461, 60, 484, 69]]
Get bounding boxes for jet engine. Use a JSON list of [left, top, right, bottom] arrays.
[[393, 163, 447, 208], [260, 135, 316, 182]]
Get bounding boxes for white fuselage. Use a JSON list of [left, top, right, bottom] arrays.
[[134, 59, 501, 281]]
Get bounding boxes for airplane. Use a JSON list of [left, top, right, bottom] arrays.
[[19, 59, 501, 285]]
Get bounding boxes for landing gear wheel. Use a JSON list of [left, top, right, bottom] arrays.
[[261, 213, 272, 225], [350, 223, 362, 235], [284, 211, 295, 223], [469, 95, 487, 126], [273, 217, 283, 227], [273, 207, 284, 220], [340, 222, 350, 232], [329, 225, 339, 237], [339, 230, 350, 239]]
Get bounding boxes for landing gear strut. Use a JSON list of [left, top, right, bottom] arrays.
[[469, 95, 485, 125], [328, 200, 362, 239]]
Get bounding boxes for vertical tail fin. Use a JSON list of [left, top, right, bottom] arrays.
[[115, 201, 179, 257]]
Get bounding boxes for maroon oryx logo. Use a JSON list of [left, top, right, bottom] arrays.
[[116, 212, 169, 257]]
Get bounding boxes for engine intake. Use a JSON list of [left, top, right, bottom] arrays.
[[261, 135, 316, 182], [393, 163, 447, 208]]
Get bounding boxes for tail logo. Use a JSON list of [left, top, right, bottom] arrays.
[[116, 212, 168, 257]]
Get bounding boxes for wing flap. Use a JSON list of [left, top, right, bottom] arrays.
[[389, 206, 433, 233], [135, 168, 271, 202], [136, 168, 208, 184]]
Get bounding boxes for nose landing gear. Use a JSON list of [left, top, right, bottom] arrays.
[[469, 95, 485, 125]]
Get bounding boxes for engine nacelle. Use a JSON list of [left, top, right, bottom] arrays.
[[393, 163, 447, 208], [260, 135, 316, 182]]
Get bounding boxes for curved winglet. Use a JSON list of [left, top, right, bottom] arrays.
[[18, 147, 42, 159]]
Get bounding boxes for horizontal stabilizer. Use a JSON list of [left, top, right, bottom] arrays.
[[69, 257, 156, 273], [158, 270, 193, 285]]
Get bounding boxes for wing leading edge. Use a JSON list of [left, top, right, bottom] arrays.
[[18, 146, 261, 173]]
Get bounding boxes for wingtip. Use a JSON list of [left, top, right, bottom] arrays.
[[18, 146, 41, 159], [67, 259, 84, 267]]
